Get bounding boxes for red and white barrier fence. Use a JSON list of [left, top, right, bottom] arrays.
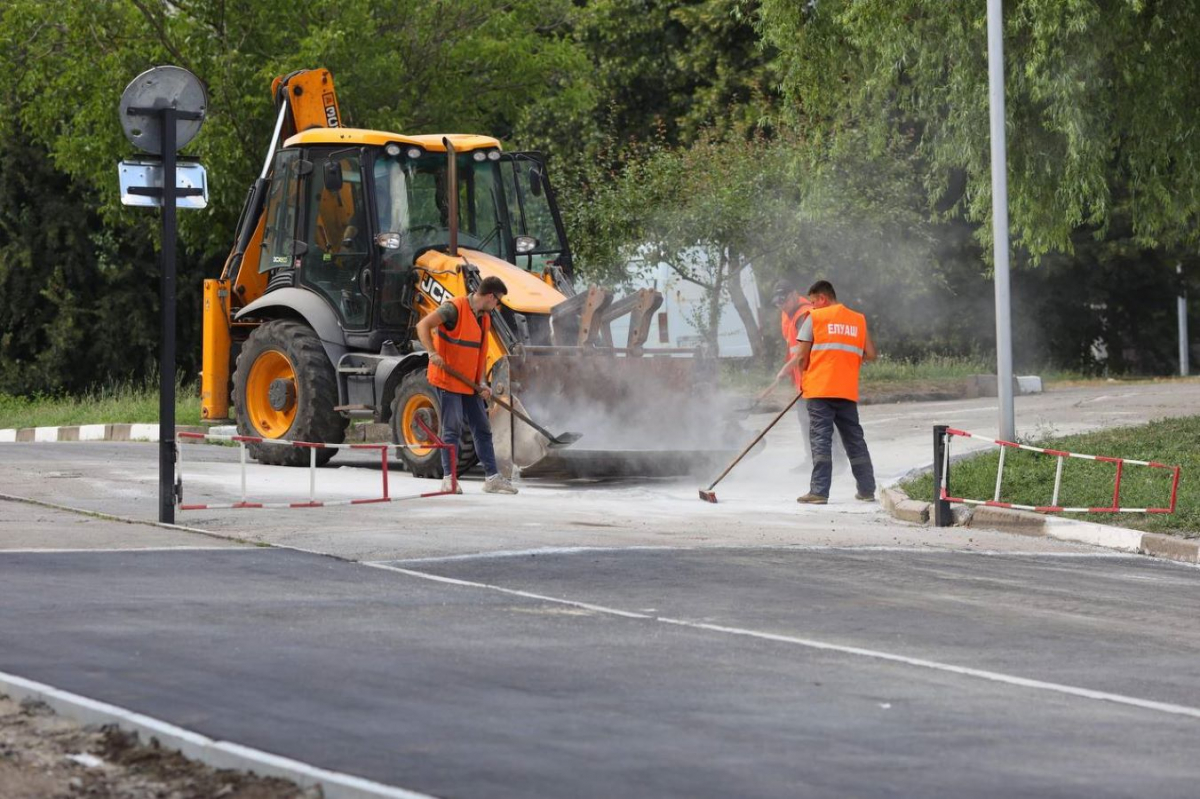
[[175, 425, 456, 511], [939, 428, 1181, 515]]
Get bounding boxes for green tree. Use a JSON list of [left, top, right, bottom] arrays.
[[0, 0, 592, 256], [0, 0, 592, 394], [0, 133, 171, 394], [568, 130, 938, 359], [756, 0, 1200, 258], [542, 0, 777, 156]]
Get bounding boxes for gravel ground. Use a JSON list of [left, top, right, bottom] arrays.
[[0, 695, 315, 799]]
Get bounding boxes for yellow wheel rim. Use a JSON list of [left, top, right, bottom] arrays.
[[245, 350, 297, 438], [401, 394, 438, 457]]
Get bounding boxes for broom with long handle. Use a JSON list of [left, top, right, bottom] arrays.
[[699, 393, 803, 503]]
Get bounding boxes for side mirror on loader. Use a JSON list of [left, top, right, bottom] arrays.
[[323, 160, 343, 192], [528, 167, 542, 197]]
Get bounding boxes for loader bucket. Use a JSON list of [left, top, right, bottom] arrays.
[[489, 349, 743, 479]]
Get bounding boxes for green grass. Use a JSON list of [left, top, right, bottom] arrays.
[[861, 353, 991, 383], [720, 353, 995, 393], [0, 377, 202, 429], [901, 416, 1199, 537]]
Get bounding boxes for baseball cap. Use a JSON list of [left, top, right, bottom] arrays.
[[770, 279, 796, 305]]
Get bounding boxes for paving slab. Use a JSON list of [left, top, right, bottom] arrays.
[[0, 497, 246, 551]]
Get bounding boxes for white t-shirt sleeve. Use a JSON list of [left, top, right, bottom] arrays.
[[797, 316, 814, 343]]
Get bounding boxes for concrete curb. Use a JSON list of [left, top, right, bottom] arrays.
[[882, 486, 1199, 565], [0, 424, 206, 443], [0, 671, 432, 799], [0, 423, 391, 444]]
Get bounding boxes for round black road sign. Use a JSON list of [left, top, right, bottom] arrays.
[[119, 66, 207, 154]]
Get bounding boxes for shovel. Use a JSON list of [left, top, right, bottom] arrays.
[[699, 392, 803, 503], [436, 362, 583, 448]]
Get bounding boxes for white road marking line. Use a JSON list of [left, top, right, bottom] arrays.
[[656, 618, 1200, 719], [0, 547, 254, 554], [0, 670, 434, 799], [388, 546, 689, 564], [370, 562, 1200, 722], [365, 563, 652, 619], [375, 546, 1142, 565]]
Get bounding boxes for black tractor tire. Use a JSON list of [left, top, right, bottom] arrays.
[[390, 370, 478, 479], [232, 319, 348, 467]]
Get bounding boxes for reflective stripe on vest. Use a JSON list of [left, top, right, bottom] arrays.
[[435, 329, 483, 349], [803, 303, 867, 402], [811, 342, 865, 356], [428, 296, 490, 394]]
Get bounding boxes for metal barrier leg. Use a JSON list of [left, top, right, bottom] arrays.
[[309, 446, 317, 504], [993, 446, 1007, 502], [174, 435, 184, 507], [381, 445, 389, 500], [239, 442, 248, 504], [1051, 456, 1064, 507]]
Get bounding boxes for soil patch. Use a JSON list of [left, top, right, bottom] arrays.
[[0, 694, 317, 798]]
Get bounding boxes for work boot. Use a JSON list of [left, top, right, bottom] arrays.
[[483, 474, 519, 495], [439, 476, 463, 495], [855, 490, 876, 502], [796, 493, 827, 505]]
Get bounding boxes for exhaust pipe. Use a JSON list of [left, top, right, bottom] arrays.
[[443, 137, 458, 257]]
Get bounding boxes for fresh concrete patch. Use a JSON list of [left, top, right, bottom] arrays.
[[882, 484, 1200, 565]]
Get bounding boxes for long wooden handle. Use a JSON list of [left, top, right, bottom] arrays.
[[434, 360, 563, 442], [704, 393, 803, 492]]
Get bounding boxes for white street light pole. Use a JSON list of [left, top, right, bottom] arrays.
[[987, 0, 1016, 441], [1180, 263, 1190, 377]]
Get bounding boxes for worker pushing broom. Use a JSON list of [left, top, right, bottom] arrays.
[[700, 279, 876, 504]]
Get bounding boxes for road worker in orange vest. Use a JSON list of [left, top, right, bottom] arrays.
[[776, 280, 877, 504], [415, 275, 518, 495], [760, 279, 846, 473]]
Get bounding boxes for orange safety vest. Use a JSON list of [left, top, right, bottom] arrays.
[[427, 296, 490, 395], [803, 303, 868, 402], [781, 302, 812, 392]]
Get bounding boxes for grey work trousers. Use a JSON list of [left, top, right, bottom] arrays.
[[807, 397, 875, 497]]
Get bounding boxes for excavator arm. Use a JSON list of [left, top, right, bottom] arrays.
[[201, 69, 341, 421]]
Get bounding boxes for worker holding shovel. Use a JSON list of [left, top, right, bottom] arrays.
[[417, 275, 519, 495]]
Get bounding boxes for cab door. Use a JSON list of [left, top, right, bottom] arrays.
[[496, 152, 573, 277], [298, 148, 374, 330]]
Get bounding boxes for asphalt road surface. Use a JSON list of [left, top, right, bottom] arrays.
[[2, 546, 1199, 798], [1, 381, 1198, 796]]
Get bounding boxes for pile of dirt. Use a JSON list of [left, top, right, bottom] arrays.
[[0, 694, 318, 798]]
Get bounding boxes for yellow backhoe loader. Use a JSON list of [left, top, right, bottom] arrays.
[[201, 68, 738, 478]]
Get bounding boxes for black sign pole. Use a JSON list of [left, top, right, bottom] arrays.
[[159, 107, 177, 524], [932, 424, 952, 527]]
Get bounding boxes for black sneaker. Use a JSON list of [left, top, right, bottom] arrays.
[[855, 491, 876, 502]]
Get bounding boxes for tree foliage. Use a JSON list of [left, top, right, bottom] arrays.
[[566, 0, 777, 152], [568, 130, 952, 359], [756, 0, 1200, 258], [0, 0, 592, 393], [0, 0, 592, 257]]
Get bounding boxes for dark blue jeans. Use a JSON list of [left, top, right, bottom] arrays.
[[437, 388, 499, 477], [807, 398, 875, 497]]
